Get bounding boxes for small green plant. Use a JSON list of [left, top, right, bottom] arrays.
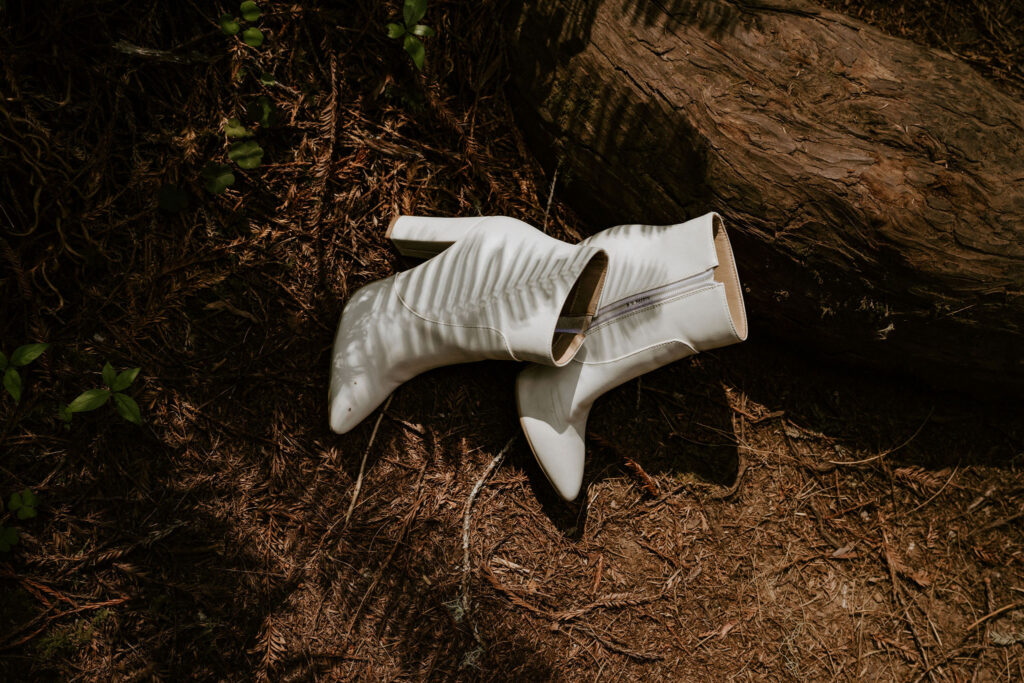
[[211, 2, 270, 188], [386, 0, 435, 71], [220, 2, 264, 46], [202, 163, 236, 195], [242, 27, 264, 47], [249, 95, 278, 128], [62, 362, 142, 425], [228, 139, 264, 169], [224, 116, 264, 171], [1, 343, 49, 404], [1, 489, 39, 553], [219, 14, 241, 35], [240, 1, 261, 22], [225, 117, 252, 139], [8, 489, 38, 520], [0, 524, 18, 552]]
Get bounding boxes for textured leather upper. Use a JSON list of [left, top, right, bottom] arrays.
[[329, 216, 607, 434], [394, 217, 606, 364]]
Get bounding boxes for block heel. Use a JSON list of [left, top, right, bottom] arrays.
[[386, 215, 486, 259]]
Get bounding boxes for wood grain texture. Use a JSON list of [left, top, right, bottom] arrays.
[[511, 0, 1024, 391]]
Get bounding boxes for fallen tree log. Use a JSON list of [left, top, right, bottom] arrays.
[[510, 0, 1024, 392]]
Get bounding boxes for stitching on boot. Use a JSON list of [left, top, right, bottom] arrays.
[[577, 339, 698, 366], [392, 285, 519, 360]]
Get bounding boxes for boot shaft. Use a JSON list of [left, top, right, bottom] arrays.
[[390, 215, 608, 365], [579, 212, 747, 362], [329, 216, 608, 434]]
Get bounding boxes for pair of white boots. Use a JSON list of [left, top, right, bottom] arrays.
[[328, 213, 748, 501]]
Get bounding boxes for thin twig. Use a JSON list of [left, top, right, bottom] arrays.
[[829, 408, 933, 466], [909, 602, 1024, 682], [963, 601, 1024, 633], [111, 40, 213, 64], [0, 597, 129, 650], [344, 395, 393, 528], [343, 458, 430, 643], [710, 414, 749, 500], [969, 512, 1024, 538], [541, 162, 560, 232], [907, 466, 959, 513], [461, 436, 515, 644], [481, 563, 664, 661]]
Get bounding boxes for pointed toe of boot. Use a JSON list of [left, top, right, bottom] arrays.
[[328, 383, 372, 434], [520, 413, 587, 501], [516, 367, 588, 502], [328, 281, 399, 434], [328, 361, 388, 433]]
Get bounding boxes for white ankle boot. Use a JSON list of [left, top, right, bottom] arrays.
[[329, 216, 608, 434], [516, 213, 748, 501]]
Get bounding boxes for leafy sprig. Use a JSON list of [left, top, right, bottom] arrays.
[[209, 2, 271, 193], [220, 2, 263, 46], [8, 489, 38, 520], [386, 0, 435, 71], [62, 362, 143, 425], [1, 489, 39, 553], [1, 343, 49, 404]]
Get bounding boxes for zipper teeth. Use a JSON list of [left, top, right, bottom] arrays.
[[591, 268, 716, 328], [553, 268, 717, 335]]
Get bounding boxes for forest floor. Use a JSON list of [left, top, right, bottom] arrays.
[[1, 0, 1022, 680]]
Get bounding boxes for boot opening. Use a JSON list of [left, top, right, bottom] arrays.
[[551, 251, 608, 365], [711, 214, 748, 341]]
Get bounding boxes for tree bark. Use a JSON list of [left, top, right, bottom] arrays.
[[510, 0, 1024, 392]]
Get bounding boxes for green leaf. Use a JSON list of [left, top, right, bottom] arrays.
[[410, 24, 434, 37], [102, 362, 117, 388], [404, 34, 425, 71], [228, 140, 264, 169], [157, 184, 189, 213], [113, 393, 142, 425], [0, 526, 18, 553], [220, 14, 240, 35], [240, 0, 261, 21], [8, 490, 36, 519], [386, 22, 406, 39], [3, 368, 21, 403], [11, 343, 48, 367], [0, 351, 7, 370], [20, 489, 38, 509], [249, 96, 277, 128], [225, 117, 252, 139], [403, 0, 427, 28], [259, 72, 276, 86], [202, 164, 235, 195], [67, 388, 110, 413], [242, 27, 264, 47], [58, 404, 72, 423], [112, 368, 140, 392]]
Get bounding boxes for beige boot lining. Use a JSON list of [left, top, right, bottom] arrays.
[[711, 214, 748, 341], [551, 251, 609, 365]]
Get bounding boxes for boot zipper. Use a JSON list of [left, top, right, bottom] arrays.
[[555, 268, 717, 334]]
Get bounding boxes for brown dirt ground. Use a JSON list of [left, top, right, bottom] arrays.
[[1, 0, 1022, 680]]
